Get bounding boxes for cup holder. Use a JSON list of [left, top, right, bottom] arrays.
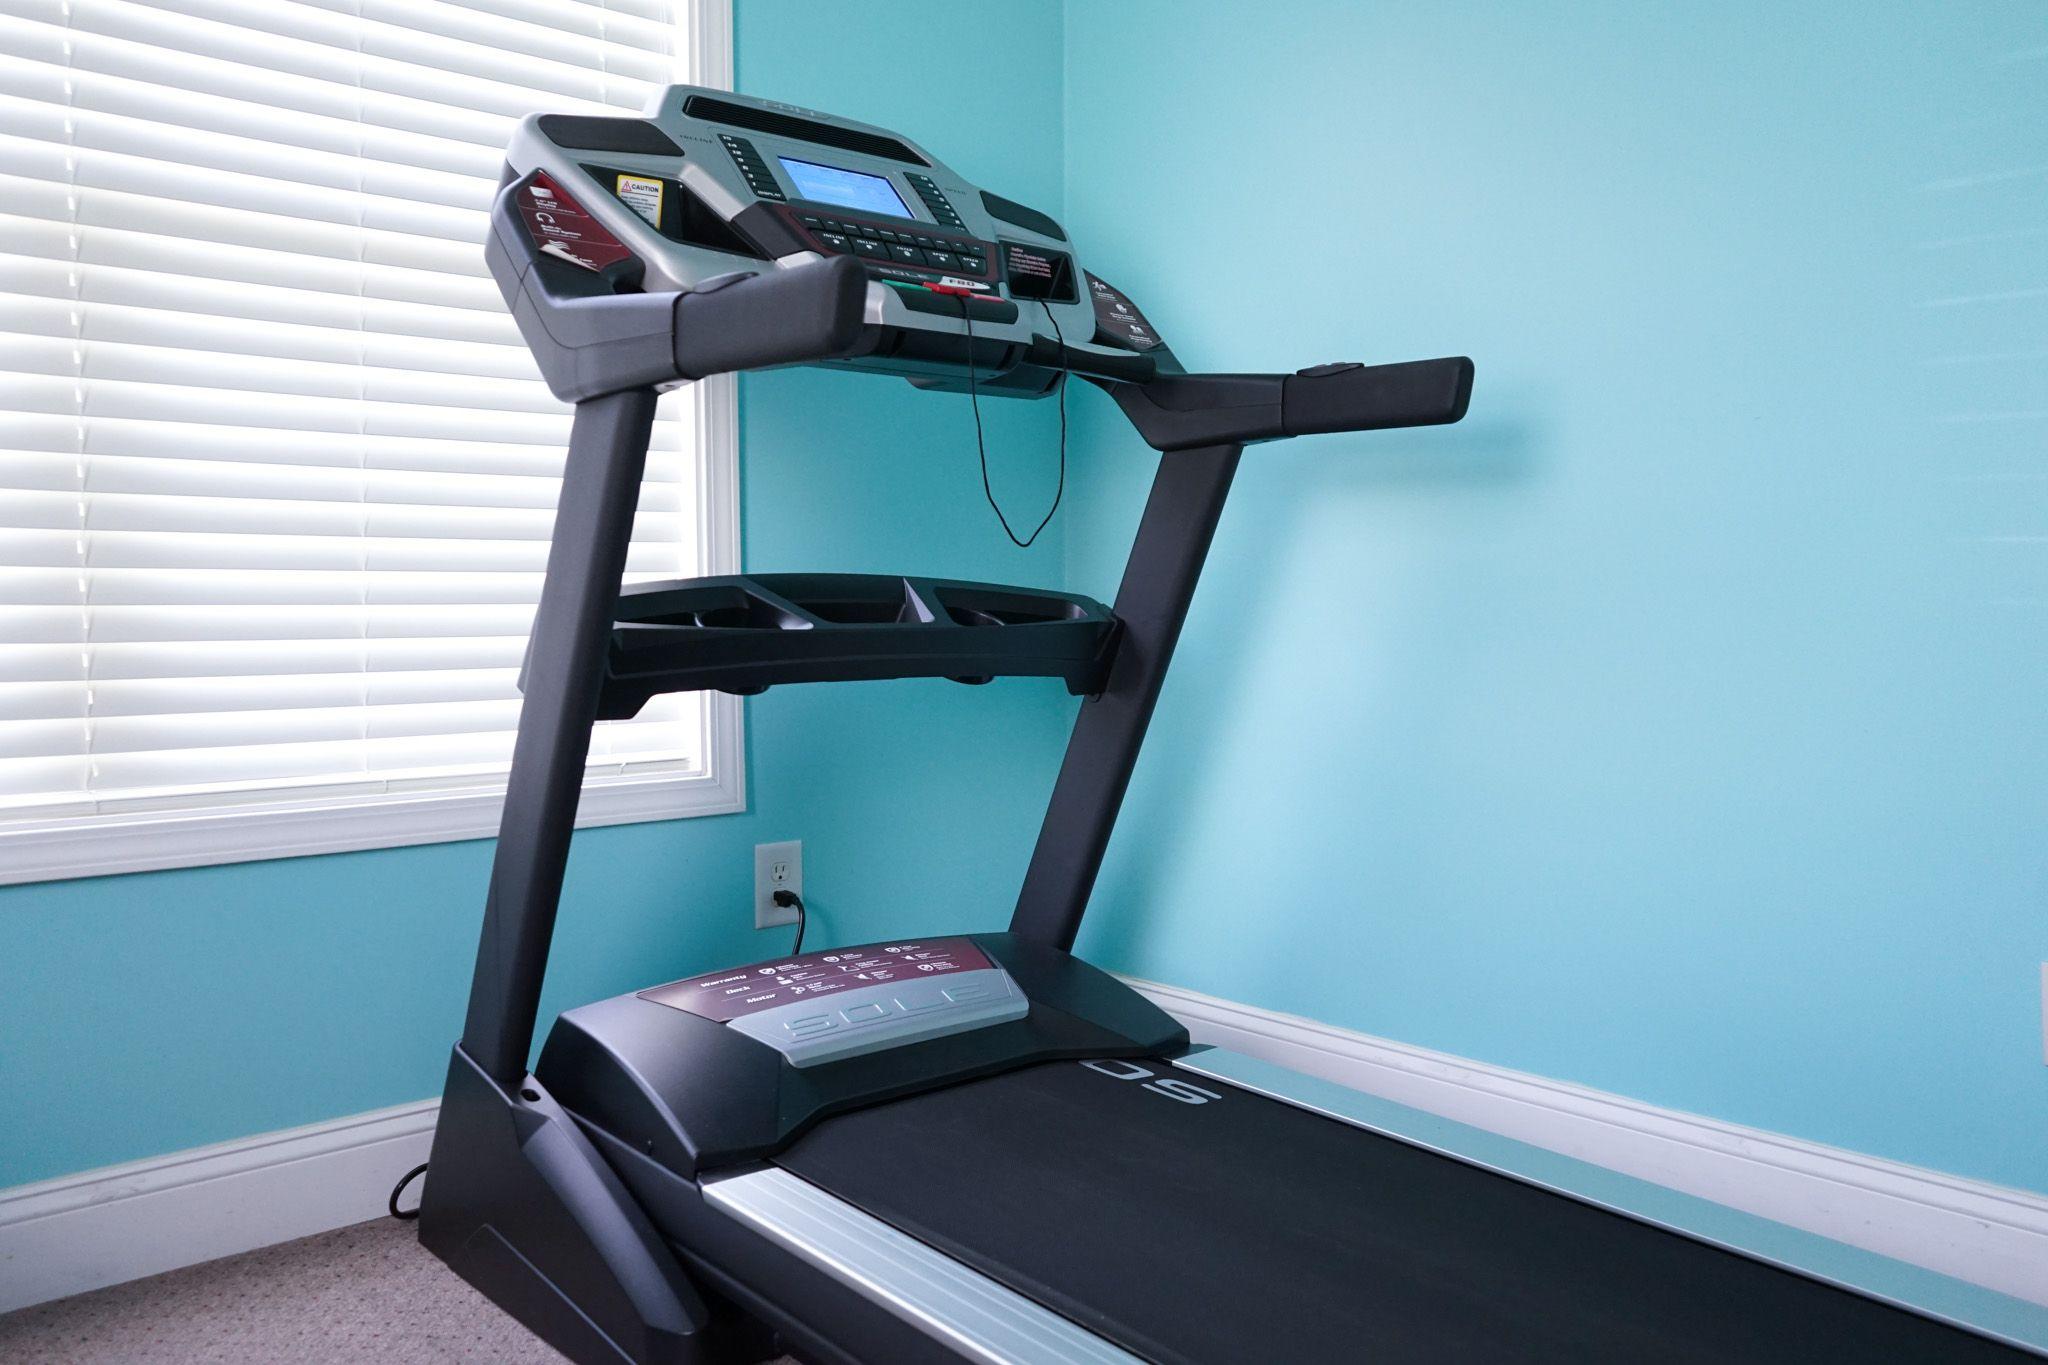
[[693, 603, 782, 629], [646, 586, 805, 631], [936, 587, 1084, 628], [790, 585, 921, 625], [803, 599, 910, 624]]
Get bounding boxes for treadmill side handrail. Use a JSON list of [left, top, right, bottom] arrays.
[[1110, 356, 1475, 452], [670, 256, 869, 382]]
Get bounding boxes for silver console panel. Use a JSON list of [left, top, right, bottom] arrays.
[[499, 84, 1104, 368], [727, 966, 1027, 1068]]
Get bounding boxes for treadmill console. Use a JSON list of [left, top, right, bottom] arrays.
[[638, 936, 1027, 1068], [491, 86, 1143, 400]]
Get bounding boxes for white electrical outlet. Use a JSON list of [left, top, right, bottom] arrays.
[[755, 840, 802, 930]]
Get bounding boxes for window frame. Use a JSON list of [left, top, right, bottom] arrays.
[[0, 0, 742, 887]]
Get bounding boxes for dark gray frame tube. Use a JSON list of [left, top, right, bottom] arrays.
[[1008, 441, 1244, 951], [462, 387, 658, 1086]]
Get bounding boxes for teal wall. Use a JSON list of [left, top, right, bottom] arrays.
[[1060, 1, 2047, 1194], [0, 0, 1071, 1189], [9, 0, 2044, 1207]]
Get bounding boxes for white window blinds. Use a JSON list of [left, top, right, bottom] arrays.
[[0, 0, 736, 878]]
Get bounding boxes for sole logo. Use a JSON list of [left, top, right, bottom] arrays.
[[1080, 1058, 1224, 1106]]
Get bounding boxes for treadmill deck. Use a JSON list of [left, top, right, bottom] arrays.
[[769, 1056, 2033, 1364]]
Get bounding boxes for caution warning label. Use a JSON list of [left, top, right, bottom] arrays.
[[614, 173, 664, 227]]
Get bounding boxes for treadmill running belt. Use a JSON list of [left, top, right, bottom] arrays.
[[772, 1059, 2026, 1364]]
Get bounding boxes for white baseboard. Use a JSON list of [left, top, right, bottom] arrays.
[[1129, 977, 2048, 1309], [6, 982, 2046, 1317], [0, 1099, 437, 1313]]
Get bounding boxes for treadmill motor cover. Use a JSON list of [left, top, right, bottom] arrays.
[[638, 937, 1027, 1067]]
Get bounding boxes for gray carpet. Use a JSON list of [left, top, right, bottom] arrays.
[[0, 1216, 754, 1363]]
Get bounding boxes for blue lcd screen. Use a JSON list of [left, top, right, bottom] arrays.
[[777, 156, 910, 217]]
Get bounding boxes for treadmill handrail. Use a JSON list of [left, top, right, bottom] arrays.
[[1109, 356, 1475, 452], [670, 256, 869, 383]]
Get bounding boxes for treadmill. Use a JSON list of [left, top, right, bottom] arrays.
[[419, 86, 2048, 1364]]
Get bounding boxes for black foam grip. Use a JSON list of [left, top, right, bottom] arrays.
[[535, 115, 684, 156], [669, 256, 867, 380], [1282, 356, 1474, 436]]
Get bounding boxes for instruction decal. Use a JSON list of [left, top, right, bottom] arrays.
[[515, 171, 631, 273], [1086, 271, 1163, 352]]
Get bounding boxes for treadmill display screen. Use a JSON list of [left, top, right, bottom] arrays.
[[777, 157, 911, 217]]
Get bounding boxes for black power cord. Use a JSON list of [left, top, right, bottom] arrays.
[[959, 296, 1067, 548], [389, 1161, 429, 1221], [774, 888, 807, 956]]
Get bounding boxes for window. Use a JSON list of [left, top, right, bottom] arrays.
[[0, 0, 740, 884]]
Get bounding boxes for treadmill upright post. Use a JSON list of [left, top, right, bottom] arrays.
[[1009, 440, 1244, 952], [461, 386, 658, 1087]]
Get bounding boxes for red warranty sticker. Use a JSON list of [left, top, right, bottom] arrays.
[[515, 171, 632, 273]]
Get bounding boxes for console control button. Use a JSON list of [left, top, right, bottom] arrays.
[[719, 133, 785, 201], [888, 244, 924, 265], [851, 238, 888, 259], [906, 171, 967, 228], [818, 233, 851, 253]]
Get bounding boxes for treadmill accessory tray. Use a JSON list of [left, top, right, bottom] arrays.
[[589, 573, 1118, 715]]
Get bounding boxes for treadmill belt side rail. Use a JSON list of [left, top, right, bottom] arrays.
[[702, 1167, 1144, 1365]]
